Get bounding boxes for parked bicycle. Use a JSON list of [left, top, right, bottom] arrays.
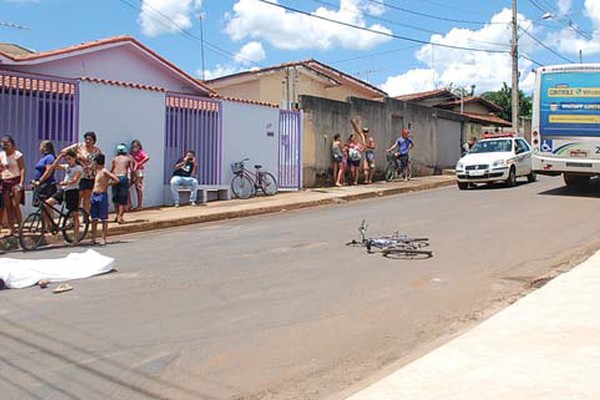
[[346, 220, 432, 260], [384, 152, 412, 182], [18, 183, 90, 251], [230, 158, 278, 199]]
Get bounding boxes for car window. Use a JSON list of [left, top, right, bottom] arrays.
[[518, 139, 531, 152], [469, 139, 512, 153]]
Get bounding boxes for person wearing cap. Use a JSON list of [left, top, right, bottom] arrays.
[[387, 124, 415, 181], [110, 143, 134, 224], [362, 127, 376, 184]]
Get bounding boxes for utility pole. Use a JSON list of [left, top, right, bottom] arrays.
[[199, 13, 206, 81], [511, 0, 520, 133]]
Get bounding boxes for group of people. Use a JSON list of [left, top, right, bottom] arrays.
[[331, 121, 415, 186], [0, 132, 150, 245], [331, 125, 377, 187]]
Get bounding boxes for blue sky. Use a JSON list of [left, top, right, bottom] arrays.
[[1, 0, 599, 95]]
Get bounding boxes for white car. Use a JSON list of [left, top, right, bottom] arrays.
[[455, 136, 537, 190]]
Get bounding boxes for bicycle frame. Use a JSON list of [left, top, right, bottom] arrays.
[[233, 162, 265, 188]]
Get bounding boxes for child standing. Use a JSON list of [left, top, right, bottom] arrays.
[[129, 140, 150, 211], [90, 154, 118, 245], [111, 143, 134, 224], [46, 149, 83, 245]]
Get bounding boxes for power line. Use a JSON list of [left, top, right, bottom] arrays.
[[527, 0, 595, 41], [412, 0, 490, 17], [366, 0, 509, 26], [309, 0, 510, 48], [257, 0, 509, 54], [326, 44, 422, 64], [519, 27, 576, 63]]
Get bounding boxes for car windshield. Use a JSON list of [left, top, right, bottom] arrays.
[[469, 139, 512, 153]]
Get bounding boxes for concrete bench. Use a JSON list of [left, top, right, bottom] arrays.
[[165, 185, 231, 205]]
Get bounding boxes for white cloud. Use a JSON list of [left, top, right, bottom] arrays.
[[202, 65, 245, 81], [547, 0, 600, 56], [139, 0, 202, 37], [224, 0, 392, 51], [234, 41, 266, 65], [557, 0, 572, 16], [380, 9, 537, 96]]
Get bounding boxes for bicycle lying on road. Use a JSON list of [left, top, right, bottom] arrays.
[[385, 152, 412, 182], [18, 183, 90, 251], [346, 220, 433, 260], [230, 158, 278, 199]]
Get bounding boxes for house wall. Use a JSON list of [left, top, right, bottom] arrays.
[[215, 79, 261, 101], [6, 46, 200, 94], [220, 100, 280, 186], [300, 95, 467, 186], [78, 81, 166, 207]]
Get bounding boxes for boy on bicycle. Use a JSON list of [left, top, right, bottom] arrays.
[[91, 154, 119, 245], [46, 149, 83, 245], [387, 126, 415, 181]]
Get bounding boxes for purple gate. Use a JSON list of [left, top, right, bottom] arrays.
[[278, 109, 302, 189], [0, 70, 78, 183], [164, 94, 222, 185]]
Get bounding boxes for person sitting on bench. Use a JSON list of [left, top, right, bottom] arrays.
[[170, 150, 198, 207]]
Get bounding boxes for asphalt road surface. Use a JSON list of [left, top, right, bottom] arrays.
[[2, 176, 600, 400]]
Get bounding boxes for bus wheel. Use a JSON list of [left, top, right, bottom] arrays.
[[564, 174, 590, 189]]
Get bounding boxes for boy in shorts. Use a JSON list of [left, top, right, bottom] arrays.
[[111, 143, 134, 224], [90, 154, 119, 245], [46, 149, 83, 245]]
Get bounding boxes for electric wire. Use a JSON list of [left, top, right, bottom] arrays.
[[257, 0, 509, 54], [519, 27, 576, 63]]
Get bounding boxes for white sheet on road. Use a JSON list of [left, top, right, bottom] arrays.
[[0, 249, 115, 289]]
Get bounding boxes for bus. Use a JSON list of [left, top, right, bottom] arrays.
[[532, 64, 600, 188]]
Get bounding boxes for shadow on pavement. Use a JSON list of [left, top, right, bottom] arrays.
[[537, 178, 600, 199]]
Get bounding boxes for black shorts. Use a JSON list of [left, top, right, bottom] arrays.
[[52, 189, 79, 212], [79, 178, 94, 191]]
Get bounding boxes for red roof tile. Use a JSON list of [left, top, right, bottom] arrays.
[[80, 76, 165, 92], [394, 89, 457, 102]]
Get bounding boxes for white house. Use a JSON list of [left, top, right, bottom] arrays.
[[0, 36, 302, 210]]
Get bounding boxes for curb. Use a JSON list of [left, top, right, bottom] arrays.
[[107, 178, 455, 237]]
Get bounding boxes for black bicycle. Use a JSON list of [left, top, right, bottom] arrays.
[[346, 220, 432, 260], [18, 183, 90, 251], [230, 158, 278, 199], [384, 152, 412, 182]]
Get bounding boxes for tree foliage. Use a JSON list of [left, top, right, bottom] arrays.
[[482, 82, 532, 122]]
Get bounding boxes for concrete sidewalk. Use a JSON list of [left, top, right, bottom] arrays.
[[105, 175, 455, 237], [343, 249, 600, 400]]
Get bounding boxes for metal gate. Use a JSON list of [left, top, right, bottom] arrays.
[[164, 94, 222, 185], [278, 110, 302, 189], [0, 70, 78, 182]]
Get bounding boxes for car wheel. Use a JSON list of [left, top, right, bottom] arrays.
[[527, 171, 537, 183], [506, 167, 517, 187], [457, 181, 469, 190]]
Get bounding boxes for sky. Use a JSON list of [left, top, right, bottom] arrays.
[[1, 0, 599, 96]]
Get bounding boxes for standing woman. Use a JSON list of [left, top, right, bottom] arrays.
[[363, 128, 376, 184], [34, 140, 58, 197], [129, 140, 150, 210], [347, 134, 363, 185], [0, 135, 25, 235], [64, 131, 102, 212], [331, 134, 344, 187]]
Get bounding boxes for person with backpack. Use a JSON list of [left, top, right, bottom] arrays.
[[347, 134, 363, 185]]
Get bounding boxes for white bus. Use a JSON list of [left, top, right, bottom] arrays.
[[532, 64, 600, 188]]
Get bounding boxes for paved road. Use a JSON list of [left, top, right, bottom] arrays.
[[2, 176, 600, 400]]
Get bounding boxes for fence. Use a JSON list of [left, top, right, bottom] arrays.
[[0, 70, 78, 183], [278, 109, 302, 189], [164, 94, 222, 185]]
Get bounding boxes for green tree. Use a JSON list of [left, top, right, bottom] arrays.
[[482, 82, 532, 122]]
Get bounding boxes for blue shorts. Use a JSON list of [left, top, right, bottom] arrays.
[[112, 176, 129, 206], [90, 192, 109, 221]]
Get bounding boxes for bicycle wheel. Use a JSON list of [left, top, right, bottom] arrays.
[[231, 174, 255, 199], [259, 172, 278, 196], [384, 164, 396, 182], [18, 211, 45, 251], [382, 248, 433, 260], [62, 208, 90, 244]]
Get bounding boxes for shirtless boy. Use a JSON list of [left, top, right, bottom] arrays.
[[111, 143, 134, 224], [90, 154, 118, 245]]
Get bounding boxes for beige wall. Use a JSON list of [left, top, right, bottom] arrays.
[[213, 79, 261, 101]]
